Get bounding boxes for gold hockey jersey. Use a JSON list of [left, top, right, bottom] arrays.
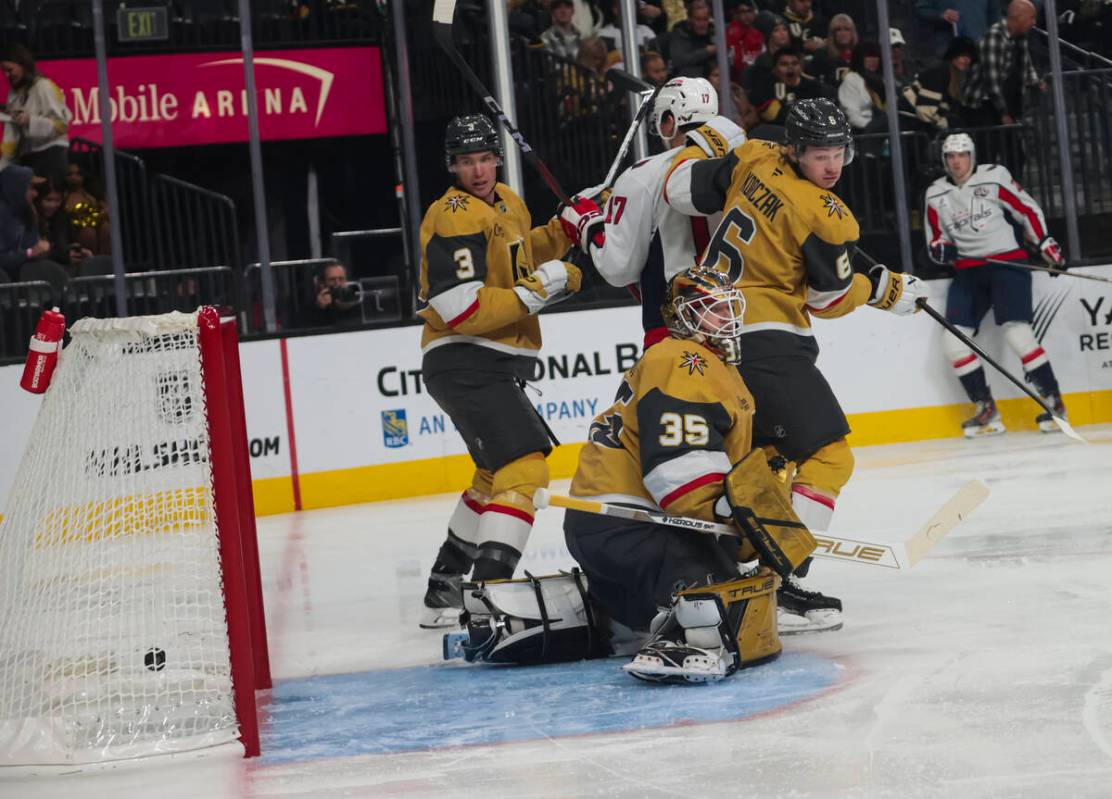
[[666, 139, 873, 342], [418, 182, 571, 367], [571, 337, 754, 522]]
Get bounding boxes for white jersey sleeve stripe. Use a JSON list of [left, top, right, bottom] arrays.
[[643, 449, 731, 508]]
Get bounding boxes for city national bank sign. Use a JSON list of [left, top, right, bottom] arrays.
[[31, 47, 385, 148]]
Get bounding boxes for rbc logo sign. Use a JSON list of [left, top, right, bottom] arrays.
[[381, 409, 409, 448]]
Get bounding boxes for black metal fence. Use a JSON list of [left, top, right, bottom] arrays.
[[1, 0, 384, 59], [150, 174, 242, 272], [69, 138, 155, 270], [0, 281, 53, 361]]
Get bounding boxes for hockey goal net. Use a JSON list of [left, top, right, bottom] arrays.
[[0, 307, 269, 766]]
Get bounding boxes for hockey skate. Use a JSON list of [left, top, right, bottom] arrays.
[[1035, 394, 1067, 433], [418, 573, 463, 629], [961, 398, 1005, 439], [777, 575, 843, 634], [623, 639, 735, 684]]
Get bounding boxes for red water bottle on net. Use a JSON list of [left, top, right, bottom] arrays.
[[20, 307, 66, 394]]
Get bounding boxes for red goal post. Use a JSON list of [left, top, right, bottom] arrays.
[[0, 306, 270, 765]]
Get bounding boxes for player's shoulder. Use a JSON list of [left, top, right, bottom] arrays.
[[737, 138, 782, 163], [926, 175, 954, 198], [971, 163, 1012, 184], [640, 338, 737, 396], [792, 183, 858, 238], [626, 146, 681, 185], [424, 186, 495, 234]]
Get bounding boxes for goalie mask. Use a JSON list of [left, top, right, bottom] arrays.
[[649, 77, 718, 146], [940, 132, 976, 176], [444, 114, 503, 171], [663, 266, 745, 365]]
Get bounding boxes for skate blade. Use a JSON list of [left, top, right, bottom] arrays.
[[622, 661, 726, 684], [419, 605, 462, 630], [962, 422, 1006, 439], [778, 609, 843, 635]]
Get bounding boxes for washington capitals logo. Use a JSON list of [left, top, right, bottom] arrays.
[[679, 351, 708, 375], [444, 194, 470, 213], [820, 193, 845, 220]]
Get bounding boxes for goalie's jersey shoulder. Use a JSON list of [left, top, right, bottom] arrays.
[[634, 337, 748, 405]]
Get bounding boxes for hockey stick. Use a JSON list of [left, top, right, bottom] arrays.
[[599, 69, 655, 192], [432, 0, 573, 206], [984, 257, 1112, 285], [533, 482, 989, 569], [855, 249, 1085, 443]]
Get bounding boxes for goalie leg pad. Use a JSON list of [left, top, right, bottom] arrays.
[[724, 448, 816, 578], [451, 570, 609, 665], [623, 569, 781, 684], [472, 453, 549, 580]]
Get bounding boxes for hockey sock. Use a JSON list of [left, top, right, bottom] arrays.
[[1025, 361, 1060, 399], [791, 439, 854, 533], [957, 366, 992, 403], [471, 453, 548, 581]]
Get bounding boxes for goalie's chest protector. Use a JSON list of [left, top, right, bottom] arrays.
[[571, 337, 754, 519]]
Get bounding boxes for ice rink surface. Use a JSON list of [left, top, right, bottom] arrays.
[[7, 424, 1112, 799]]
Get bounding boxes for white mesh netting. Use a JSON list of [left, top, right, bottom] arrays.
[[0, 311, 240, 765]]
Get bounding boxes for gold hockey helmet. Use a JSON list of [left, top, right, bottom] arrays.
[[663, 266, 745, 364]]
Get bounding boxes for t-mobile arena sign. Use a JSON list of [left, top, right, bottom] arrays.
[[32, 47, 386, 148]]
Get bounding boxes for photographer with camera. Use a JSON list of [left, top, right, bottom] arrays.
[[304, 259, 362, 328]]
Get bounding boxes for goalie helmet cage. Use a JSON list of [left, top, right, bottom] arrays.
[[0, 306, 270, 766]]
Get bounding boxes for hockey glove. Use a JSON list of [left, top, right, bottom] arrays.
[[928, 239, 958, 265], [685, 116, 747, 158], [558, 196, 605, 252], [1038, 236, 1065, 269], [513, 260, 582, 314], [867, 264, 925, 316]]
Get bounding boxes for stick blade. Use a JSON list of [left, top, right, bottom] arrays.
[[1053, 414, 1088, 444], [605, 67, 654, 94], [432, 0, 458, 25], [903, 480, 990, 568]]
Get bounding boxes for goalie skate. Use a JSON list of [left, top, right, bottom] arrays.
[[962, 399, 1005, 439], [419, 573, 464, 629], [777, 576, 843, 634], [623, 641, 734, 684]]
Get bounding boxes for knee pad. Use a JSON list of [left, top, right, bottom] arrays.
[[723, 448, 816, 578], [674, 569, 781, 670], [942, 325, 979, 376], [449, 570, 608, 664], [1002, 321, 1048, 371]]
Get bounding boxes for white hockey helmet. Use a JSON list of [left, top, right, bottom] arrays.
[[941, 132, 976, 173], [649, 77, 718, 146]]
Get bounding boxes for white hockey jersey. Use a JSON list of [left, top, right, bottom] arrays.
[[591, 116, 746, 340], [924, 164, 1049, 269]]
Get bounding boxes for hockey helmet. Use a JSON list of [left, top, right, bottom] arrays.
[[663, 266, 745, 364], [444, 114, 503, 171], [784, 98, 855, 165], [650, 77, 718, 146], [940, 132, 976, 174]]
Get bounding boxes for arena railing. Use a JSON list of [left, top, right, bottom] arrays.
[[2, 0, 384, 59], [69, 138, 155, 271], [150, 175, 242, 274], [0, 280, 54, 361]]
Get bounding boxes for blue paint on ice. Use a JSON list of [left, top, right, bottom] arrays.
[[259, 651, 840, 764]]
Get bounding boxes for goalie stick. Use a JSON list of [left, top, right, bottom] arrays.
[[433, 0, 573, 206], [856, 249, 1086, 443], [533, 480, 990, 570], [984, 257, 1112, 285]]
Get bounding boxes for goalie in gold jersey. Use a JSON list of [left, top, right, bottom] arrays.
[[565, 266, 816, 683], [416, 115, 600, 628], [664, 99, 926, 632]]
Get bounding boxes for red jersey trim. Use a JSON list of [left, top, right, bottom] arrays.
[[659, 472, 727, 510]]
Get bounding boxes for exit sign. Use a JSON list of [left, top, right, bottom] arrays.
[[116, 6, 169, 42]]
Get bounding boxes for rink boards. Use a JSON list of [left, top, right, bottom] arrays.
[[2, 267, 1111, 516]]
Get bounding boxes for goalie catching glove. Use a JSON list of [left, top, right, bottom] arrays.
[[558, 196, 605, 252], [513, 260, 582, 314], [867, 264, 925, 316]]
